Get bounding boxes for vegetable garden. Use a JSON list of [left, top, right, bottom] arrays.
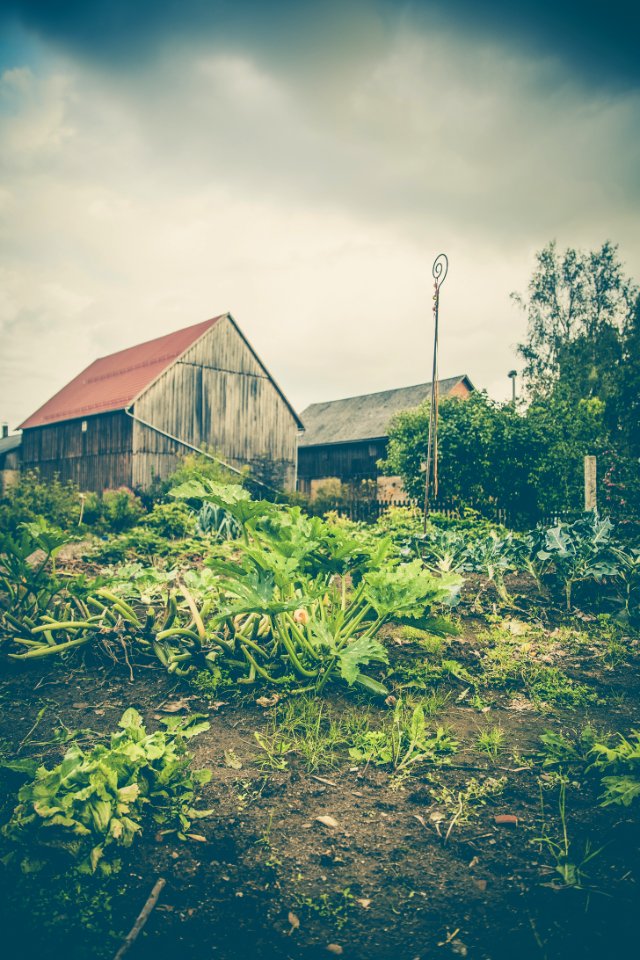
[[1, 474, 639, 960]]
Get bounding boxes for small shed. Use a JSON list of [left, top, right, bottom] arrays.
[[297, 376, 473, 497], [0, 429, 21, 495], [19, 314, 303, 492]]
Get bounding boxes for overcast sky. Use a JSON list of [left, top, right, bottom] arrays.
[[1, 0, 639, 430]]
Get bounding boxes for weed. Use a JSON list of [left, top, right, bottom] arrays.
[[349, 699, 458, 782], [432, 776, 506, 840], [590, 730, 640, 807], [523, 666, 597, 709], [257, 697, 371, 772], [396, 625, 450, 657], [253, 730, 294, 770], [469, 692, 493, 712], [538, 725, 602, 772], [511, 748, 535, 769], [533, 781, 606, 889], [476, 724, 505, 758], [292, 886, 355, 929]]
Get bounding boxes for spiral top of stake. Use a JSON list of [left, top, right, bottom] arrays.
[[432, 253, 449, 299]]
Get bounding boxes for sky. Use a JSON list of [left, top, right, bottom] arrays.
[[1, 0, 639, 431]]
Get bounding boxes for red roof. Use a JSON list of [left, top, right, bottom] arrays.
[[20, 316, 224, 430]]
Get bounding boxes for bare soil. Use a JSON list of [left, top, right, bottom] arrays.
[[0, 580, 638, 960]]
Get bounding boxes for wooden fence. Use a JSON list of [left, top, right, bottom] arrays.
[[305, 495, 585, 530]]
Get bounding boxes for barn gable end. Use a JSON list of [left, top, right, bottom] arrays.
[[131, 315, 301, 490]]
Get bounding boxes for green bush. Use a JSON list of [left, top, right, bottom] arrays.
[[142, 500, 194, 539], [99, 489, 145, 532], [0, 470, 81, 534]]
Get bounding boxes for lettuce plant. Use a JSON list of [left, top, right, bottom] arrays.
[[1, 709, 212, 874]]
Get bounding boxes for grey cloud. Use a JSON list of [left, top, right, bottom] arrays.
[[2, 1, 640, 90]]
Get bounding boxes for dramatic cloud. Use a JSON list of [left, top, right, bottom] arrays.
[[1, 1, 639, 429]]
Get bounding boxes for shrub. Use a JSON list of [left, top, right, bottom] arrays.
[[141, 500, 194, 539], [99, 488, 145, 532], [0, 470, 81, 534]]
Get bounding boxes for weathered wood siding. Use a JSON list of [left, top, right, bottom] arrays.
[[21, 413, 133, 491], [297, 438, 388, 493], [132, 316, 299, 490]]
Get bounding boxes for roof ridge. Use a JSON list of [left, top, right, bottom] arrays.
[[93, 315, 224, 363], [302, 375, 466, 411]]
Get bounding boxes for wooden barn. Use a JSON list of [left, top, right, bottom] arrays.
[[19, 314, 303, 492], [297, 376, 473, 499]]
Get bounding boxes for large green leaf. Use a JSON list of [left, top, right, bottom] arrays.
[[337, 635, 389, 685]]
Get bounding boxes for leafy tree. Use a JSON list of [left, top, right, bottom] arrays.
[[513, 241, 637, 396], [616, 294, 640, 461], [513, 241, 638, 519], [379, 393, 500, 507], [380, 391, 608, 522]]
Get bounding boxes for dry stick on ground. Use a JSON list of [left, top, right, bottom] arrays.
[[113, 877, 166, 960]]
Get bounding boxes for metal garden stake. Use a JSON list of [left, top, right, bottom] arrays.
[[424, 253, 448, 528]]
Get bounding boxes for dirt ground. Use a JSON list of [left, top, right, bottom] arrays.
[[0, 580, 639, 960]]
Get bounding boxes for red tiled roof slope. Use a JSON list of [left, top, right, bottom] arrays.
[[20, 316, 224, 430]]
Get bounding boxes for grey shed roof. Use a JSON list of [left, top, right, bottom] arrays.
[[0, 433, 21, 457], [299, 376, 473, 447]]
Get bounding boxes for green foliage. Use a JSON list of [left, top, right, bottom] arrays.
[[141, 500, 193, 539], [0, 470, 81, 534], [476, 724, 505, 758], [380, 391, 507, 507], [513, 240, 637, 395], [533, 513, 619, 609], [514, 241, 639, 518], [348, 700, 457, 775], [0, 519, 76, 637], [167, 449, 246, 490], [591, 730, 640, 807], [1, 709, 212, 874], [380, 391, 613, 523], [1, 484, 459, 697], [539, 726, 601, 771], [96, 489, 145, 533], [380, 243, 639, 523]]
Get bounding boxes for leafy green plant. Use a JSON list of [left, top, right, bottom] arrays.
[[142, 500, 194, 539], [534, 781, 605, 888], [590, 730, 640, 807], [348, 700, 457, 777], [476, 724, 505, 758], [1, 709, 212, 874], [610, 546, 640, 623], [535, 514, 619, 610], [538, 726, 601, 772], [464, 531, 522, 606], [0, 470, 81, 535], [0, 519, 80, 642]]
